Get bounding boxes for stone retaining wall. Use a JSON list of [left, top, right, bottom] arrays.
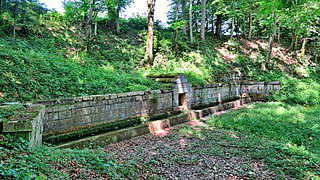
[[36, 79, 280, 140], [192, 81, 280, 107], [37, 90, 173, 137]]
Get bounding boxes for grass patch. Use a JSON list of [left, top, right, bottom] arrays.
[[206, 102, 320, 179]]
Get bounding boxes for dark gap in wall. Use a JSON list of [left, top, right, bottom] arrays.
[[179, 93, 187, 106]]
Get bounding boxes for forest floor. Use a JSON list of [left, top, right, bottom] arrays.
[[104, 122, 276, 179]]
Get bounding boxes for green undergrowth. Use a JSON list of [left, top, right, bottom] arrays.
[[206, 102, 320, 179], [0, 136, 134, 179], [0, 37, 162, 102]]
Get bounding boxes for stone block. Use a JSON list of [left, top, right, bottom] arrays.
[[117, 93, 127, 98], [135, 96, 143, 101], [45, 112, 59, 122], [53, 105, 69, 112], [60, 98, 75, 105], [59, 110, 71, 120], [82, 96, 93, 101], [2, 104, 44, 148]]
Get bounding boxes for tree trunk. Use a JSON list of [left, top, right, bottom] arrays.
[[200, 0, 206, 41], [301, 38, 307, 57], [211, 8, 214, 34], [289, 32, 294, 51], [277, 26, 280, 43], [13, 0, 17, 40], [0, 0, 2, 22], [265, 11, 275, 70], [189, 0, 193, 43], [294, 35, 298, 51], [216, 14, 222, 38], [116, 0, 120, 33], [146, 0, 156, 66], [94, 21, 97, 36], [182, 0, 187, 34], [248, 13, 252, 39], [173, 0, 179, 46], [86, 0, 93, 52], [229, 16, 235, 39]]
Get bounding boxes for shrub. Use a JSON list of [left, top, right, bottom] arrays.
[[271, 78, 320, 106]]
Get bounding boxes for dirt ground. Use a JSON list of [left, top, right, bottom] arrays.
[[104, 120, 275, 179]]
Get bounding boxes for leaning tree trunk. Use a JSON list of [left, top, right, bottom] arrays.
[[173, 0, 179, 46], [189, 0, 193, 43], [216, 14, 222, 38], [146, 0, 156, 66], [200, 0, 206, 41], [182, 0, 187, 34], [248, 13, 252, 39]]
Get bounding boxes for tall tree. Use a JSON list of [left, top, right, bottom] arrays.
[[189, 0, 193, 42], [181, 0, 187, 34], [146, 0, 156, 65], [200, 0, 206, 41], [86, 0, 93, 52], [215, 14, 222, 38], [173, 0, 179, 46], [116, 0, 120, 33]]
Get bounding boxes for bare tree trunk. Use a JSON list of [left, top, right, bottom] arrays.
[[146, 0, 156, 66], [248, 13, 252, 39], [0, 0, 3, 22], [116, 0, 120, 33], [200, 0, 206, 41], [301, 38, 307, 57], [13, 0, 17, 40], [265, 11, 275, 71], [94, 21, 97, 36], [182, 0, 187, 34], [229, 16, 235, 39], [189, 0, 193, 43], [86, 0, 93, 52], [277, 26, 280, 43], [173, 0, 179, 46], [294, 35, 298, 51], [211, 8, 214, 34], [216, 14, 222, 38]]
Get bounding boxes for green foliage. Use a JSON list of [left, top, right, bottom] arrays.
[[0, 0, 47, 37], [0, 105, 25, 122], [0, 36, 162, 102], [0, 136, 145, 179], [207, 102, 320, 179], [271, 78, 320, 106]]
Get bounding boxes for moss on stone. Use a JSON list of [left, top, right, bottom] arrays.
[[44, 117, 144, 145]]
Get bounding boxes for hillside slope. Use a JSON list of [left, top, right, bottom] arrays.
[[0, 20, 319, 104]]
